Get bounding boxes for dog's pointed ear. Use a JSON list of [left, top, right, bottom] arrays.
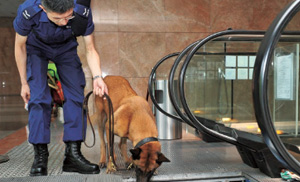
[[156, 152, 170, 164], [130, 148, 142, 160]]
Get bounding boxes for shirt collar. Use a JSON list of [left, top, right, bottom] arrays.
[[39, 11, 49, 22]]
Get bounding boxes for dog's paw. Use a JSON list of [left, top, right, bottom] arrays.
[[99, 162, 106, 169], [106, 166, 117, 174], [106, 157, 117, 174]]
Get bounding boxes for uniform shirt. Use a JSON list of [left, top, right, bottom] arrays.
[[13, 0, 94, 56]]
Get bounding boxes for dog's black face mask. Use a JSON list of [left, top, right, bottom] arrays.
[[130, 148, 170, 182], [135, 167, 156, 182]]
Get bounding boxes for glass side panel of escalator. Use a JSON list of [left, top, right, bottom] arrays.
[[184, 33, 300, 142], [185, 34, 263, 135], [265, 10, 300, 160]]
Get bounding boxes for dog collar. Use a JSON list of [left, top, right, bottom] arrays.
[[134, 137, 158, 149]]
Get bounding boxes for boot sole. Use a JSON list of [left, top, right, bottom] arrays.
[[62, 166, 100, 174], [29, 172, 47, 176]]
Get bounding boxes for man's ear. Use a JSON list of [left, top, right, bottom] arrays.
[[39, 5, 47, 13], [130, 148, 142, 160], [156, 152, 170, 165]]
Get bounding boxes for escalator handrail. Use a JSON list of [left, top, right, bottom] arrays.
[[148, 52, 184, 121], [253, 0, 300, 174], [178, 30, 267, 144], [168, 40, 200, 128]]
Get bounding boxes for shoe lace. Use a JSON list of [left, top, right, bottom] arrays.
[[70, 143, 90, 164], [34, 146, 48, 163]]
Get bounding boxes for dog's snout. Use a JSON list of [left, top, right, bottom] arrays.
[[136, 168, 155, 182], [136, 174, 153, 182]]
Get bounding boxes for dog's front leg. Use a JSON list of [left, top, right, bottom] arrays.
[[119, 137, 133, 169]]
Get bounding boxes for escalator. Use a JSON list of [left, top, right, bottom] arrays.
[[149, 24, 300, 179], [253, 0, 300, 176]]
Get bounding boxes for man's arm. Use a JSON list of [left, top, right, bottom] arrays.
[[15, 33, 30, 103], [83, 33, 108, 97]]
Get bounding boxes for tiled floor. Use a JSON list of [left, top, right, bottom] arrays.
[[0, 96, 286, 182]]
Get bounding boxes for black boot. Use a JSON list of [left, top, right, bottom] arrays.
[[30, 144, 48, 176], [62, 141, 100, 174]]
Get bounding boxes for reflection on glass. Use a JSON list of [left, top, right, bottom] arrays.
[[269, 43, 299, 136], [268, 42, 300, 160], [184, 34, 300, 136]]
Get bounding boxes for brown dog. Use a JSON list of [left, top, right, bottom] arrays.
[[93, 76, 170, 181]]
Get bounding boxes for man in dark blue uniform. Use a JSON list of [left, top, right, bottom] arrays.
[[13, 0, 108, 176]]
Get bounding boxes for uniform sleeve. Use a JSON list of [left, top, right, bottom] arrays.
[[83, 8, 95, 36], [13, 6, 35, 36]]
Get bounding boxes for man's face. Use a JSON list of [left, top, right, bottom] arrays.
[[40, 5, 74, 26]]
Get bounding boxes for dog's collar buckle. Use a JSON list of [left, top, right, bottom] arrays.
[[134, 137, 158, 149]]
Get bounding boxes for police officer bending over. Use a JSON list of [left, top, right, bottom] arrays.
[[13, 0, 108, 176]]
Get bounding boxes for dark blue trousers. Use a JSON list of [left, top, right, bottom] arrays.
[[27, 52, 86, 144]]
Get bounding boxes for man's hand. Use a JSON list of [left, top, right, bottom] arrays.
[[93, 77, 108, 97], [21, 83, 30, 103]]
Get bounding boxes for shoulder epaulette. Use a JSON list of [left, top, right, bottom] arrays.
[[22, 5, 42, 20], [74, 4, 90, 18]]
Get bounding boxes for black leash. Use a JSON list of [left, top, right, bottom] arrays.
[[82, 91, 96, 148], [82, 91, 118, 168], [104, 93, 118, 169]]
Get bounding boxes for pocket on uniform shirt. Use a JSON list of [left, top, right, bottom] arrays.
[[34, 31, 49, 43]]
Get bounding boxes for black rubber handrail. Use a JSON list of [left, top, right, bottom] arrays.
[[178, 30, 266, 144], [253, 0, 300, 174], [148, 52, 183, 121], [168, 40, 200, 128]]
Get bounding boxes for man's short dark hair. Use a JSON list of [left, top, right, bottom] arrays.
[[41, 0, 74, 13]]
